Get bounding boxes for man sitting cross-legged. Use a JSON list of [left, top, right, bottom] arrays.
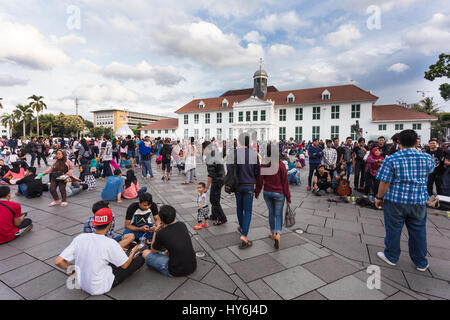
[[55, 208, 145, 296]]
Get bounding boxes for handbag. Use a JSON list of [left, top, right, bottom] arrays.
[[284, 203, 296, 227], [224, 152, 239, 194]]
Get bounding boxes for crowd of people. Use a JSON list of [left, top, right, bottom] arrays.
[[0, 129, 447, 296]]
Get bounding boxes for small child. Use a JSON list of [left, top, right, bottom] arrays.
[[120, 156, 130, 168], [193, 182, 209, 230]]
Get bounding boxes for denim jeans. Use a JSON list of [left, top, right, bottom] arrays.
[[18, 184, 32, 198], [288, 169, 300, 185], [145, 252, 171, 276], [235, 184, 254, 237], [346, 163, 352, 180], [263, 191, 285, 234], [383, 200, 428, 268], [138, 187, 147, 196], [122, 223, 153, 241], [141, 159, 154, 178]]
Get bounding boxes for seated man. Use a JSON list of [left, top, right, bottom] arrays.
[[55, 208, 145, 296], [332, 162, 348, 192], [313, 165, 332, 195], [0, 159, 10, 177], [0, 185, 33, 244], [15, 167, 44, 198], [122, 192, 159, 244], [287, 160, 301, 185], [84, 200, 135, 249], [101, 169, 124, 203], [142, 205, 197, 277]]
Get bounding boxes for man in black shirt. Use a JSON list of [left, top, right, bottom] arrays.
[[160, 138, 173, 181], [386, 134, 400, 156], [352, 137, 367, 191], [126, 135, 137, 167], [15, 167, 43, 198], [333, 137, 344, 163], [122, 193, 159, 243], [205, 142, 226, 224], [313, 165, 332, 195], [142, 205, 196, 277], [426, 138, 448, 196], [377, 136, 388, 158]]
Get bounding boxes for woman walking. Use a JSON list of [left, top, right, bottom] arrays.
[[255, 149, 291, 249], [45, 149, 75, 207], [182, 137, 197, 185]]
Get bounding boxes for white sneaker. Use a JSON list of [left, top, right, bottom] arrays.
[[377, 252, 397, 266], [416, 264, 429, 272]]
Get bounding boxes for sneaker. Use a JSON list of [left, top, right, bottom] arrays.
[[15, 224, 33, 237], [202, 222, 209, 228], [377, 252, 397, 266], [416, 264, 429, 272], [193, 224, 203, 230]]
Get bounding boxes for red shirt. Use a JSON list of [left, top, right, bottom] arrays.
[[0, 200, 21, 244], [255, 162, 291, 203]]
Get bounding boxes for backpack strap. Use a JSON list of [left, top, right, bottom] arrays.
[[0, 202, 16, 224]]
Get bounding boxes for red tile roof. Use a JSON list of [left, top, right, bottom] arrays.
[[372, 105, 438, 121], [175, 84, 378, 113], [139, 118, 178, 130], [220, 86, 279, 97]]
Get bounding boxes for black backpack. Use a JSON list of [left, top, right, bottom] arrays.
[[23, 143, 31, 154], [224, 153, 239, 194]]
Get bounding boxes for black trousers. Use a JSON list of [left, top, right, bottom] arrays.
[[316, 181, 332, 191], [364, 172, 380, 195], [111, 255, 145, 287], [354, 161, 365, 189], [210, 181, 227, 222], [427, 171, 443, 196], [308, 164, 320, 187]]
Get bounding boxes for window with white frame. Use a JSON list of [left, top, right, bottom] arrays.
[[279, 109, 286, 121], [229, 128, 233, 140], [279, 127, 286, 140], [194, 114, 199, 124], [205, 128, 210, 139], [295, 108, 303, 121], [238, 112, 243, 122], [331, 105, 340, 119], [253, 110, 258, 121], [413, 123, 422, 130], [378, 124, 387, 131], [351, 104, 360, 118], [229, 112, 234, 123], [322, 90, 330, 100], [313, 107, 321, 120], [194, 129, 199, 140], [312, 126, 320, 140], [246, 111, 251, 122], [260, 110, 266, 121], [287, 93, 295, 103], [222, 99, 228, 107], [184, 115, 188, 125], [295, 127, 302, 141], [331, 126, 339, 139], [205, 113, 210, 124], [217, 113, 222, 124], [217, 128, 222, 140], [199, 101, 205, 109], [351, 127, 357, 140], [184, 129, 188, 139], [395, 124, 404, 131]]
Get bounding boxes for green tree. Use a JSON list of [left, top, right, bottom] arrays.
[[28, 95, 47, 135], [84, 119, 94, 129], [0, 112, 16, 137], [411, 97, 440, 115], [13, 104, 33, 138], [425, 53, 450, 101], [39, 114, 56, 136], [0, 97, 3, 109]]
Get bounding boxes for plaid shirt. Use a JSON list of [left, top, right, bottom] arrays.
[[376, 148, 434, 205], [83, 216, 116, 238], [322, 147, 337, 169]]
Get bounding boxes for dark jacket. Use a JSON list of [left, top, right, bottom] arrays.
[[227, 148, 260, 185], [207, 163, 225, 183], [16, 174, 43, 197], [308, 146, 323, 165]]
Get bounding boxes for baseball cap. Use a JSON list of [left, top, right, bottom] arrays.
[[92, 208, 113, 226]]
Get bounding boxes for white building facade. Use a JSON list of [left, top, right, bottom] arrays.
[[174, 69, 437, 143]]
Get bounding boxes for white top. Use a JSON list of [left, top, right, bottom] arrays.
[[101, 141, 113, 161], [198, 192, 207, 207], [59, 233, 128, 296]]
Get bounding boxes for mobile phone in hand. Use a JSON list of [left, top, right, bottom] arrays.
[[22, 212, 28, 217]]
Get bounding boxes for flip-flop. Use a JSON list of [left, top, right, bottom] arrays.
[[238, 240, 252, 250], [237, 227, 243, 234], [213, 221, 226, 226]]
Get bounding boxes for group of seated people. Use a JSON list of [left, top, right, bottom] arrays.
[[100, 169, 147, 203]]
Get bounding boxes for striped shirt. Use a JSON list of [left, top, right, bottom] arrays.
[[376, 148, 435, 205]]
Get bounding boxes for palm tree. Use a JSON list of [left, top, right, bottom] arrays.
[[14, 104, 33, 138], [0, 112, 16, 137], [28, 95, 47, 135]]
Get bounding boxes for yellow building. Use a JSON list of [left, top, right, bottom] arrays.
[[91, 109, 169, 133]]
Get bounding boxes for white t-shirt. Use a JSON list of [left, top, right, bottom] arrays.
[[59, 233, 128, 296], [101, 141, 113, 161]]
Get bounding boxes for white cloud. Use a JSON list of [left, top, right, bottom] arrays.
[[309, 46, 328, 56], [341, 0, 423, 12], [243, 31, 266, 43], [388, 63, 410, 73], [403, 13, 450, 55], [256, 11, 311, 34], [152, 20, 264, 67], [73, 83, 139, 102], [76, 59, 101, 73], [269, 44, 295, 58], [0, 74, 29, 86], [0, 20, 70, 69], [324, 23, 362, 48], [51, 34, 87, 48]]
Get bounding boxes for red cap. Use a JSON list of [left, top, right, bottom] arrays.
[[92, 208, 113, 226]]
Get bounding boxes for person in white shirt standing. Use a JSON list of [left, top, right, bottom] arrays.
[[55, 208, 145, 296]]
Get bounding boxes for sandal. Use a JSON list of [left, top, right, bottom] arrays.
[[49, 201, 61, 207], [238, 240, 252, 250], [213, 220, 226, 226], [237, 227, 243, 234], [60, 202, 68, 207]]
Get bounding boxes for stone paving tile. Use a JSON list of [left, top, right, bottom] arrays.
[[230, 254, 285, 283], [428, 246, 450, 261], [215, 248, 240, 264], [334, 212, 358, 222], [325, 219, 364, 234], [14, 269, 67, 300], [85, 295, 113, 300], [318, 275, 387, 300], [24, 236, 73, 261], [294, 213, 327, 229], [362, 223, 386, 237], [0, 260, 53, 288], [0, 281, 23, 300], [201, 265, 237, 294], [300, 233, 323, 244], [0, 244, 22, 261], [38, 284, 89, 300], [314, 210, 335, 218], [228, 239, 276, 260], [108, 267, 188, 300], [306, 225, 333, 237], [427, 257, 450, 282], [247, 279, 282, 300], [302, 255, 360, 283], [269, 245, 321, 268], [261, 232, 307, 249], [386, 291, 417, 300], [0, 253, 36, 275], [203, 222, 240, 236], [301, 201, 330, 211], [60, 224, 84, 236], [352, 270, 399, 297], [322, 236, 370, 263], [204, 232, 241, 250], [263, 265, 326, 300], [426, 233, 450, 249], [300, 243, 331, 258], [295, 290, 328, 300], [167, 279, 237, 300], [187, 259, 215, 281], [247, 226, 272, 241], [403, 272, 450, 299]]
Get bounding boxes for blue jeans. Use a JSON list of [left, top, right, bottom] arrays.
[[345, 163, 352, 180], [263, 191, 285, 234], [383, 200, 428, 268], [145, 252, 171, 276], [127, 150, 136, 159], [288, 169, 300, 185], [235, 184, 254, 237], [138, 187, 147, 196], [18, 184, 33, 199], [141, 159, 154, 178], [122, 223, 153, 241]]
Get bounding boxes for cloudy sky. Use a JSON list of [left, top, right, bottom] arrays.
[[1, 0, 449, 121]]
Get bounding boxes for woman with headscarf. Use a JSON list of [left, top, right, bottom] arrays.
[[364, 147, 384, 196]]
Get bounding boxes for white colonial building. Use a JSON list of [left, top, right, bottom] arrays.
[[162, 68, 437, 143]]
